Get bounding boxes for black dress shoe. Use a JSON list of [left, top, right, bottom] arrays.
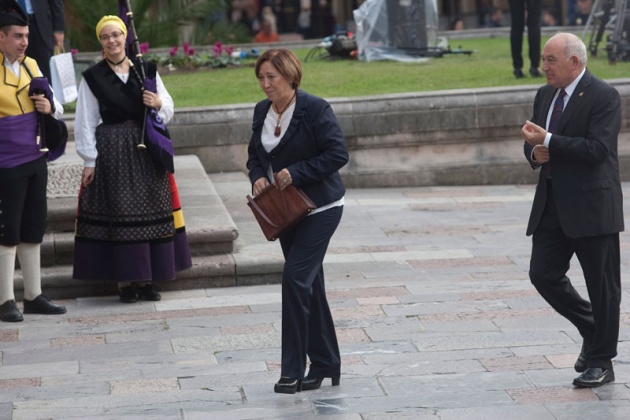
[[513, 68, 525, 79], [302, 374, 341, 391], [573, 368, 615, 388], [137, 284, 161, 301], [23, 295, 66, 315], [529, 67, 544, 77], [574, 352, 587, 372], [274, 377, 302, 394], [119, 286, 137, 303], [0, 300, 23, 322]]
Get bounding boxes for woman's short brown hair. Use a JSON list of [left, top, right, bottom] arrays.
[[255, 48, 302, 89]]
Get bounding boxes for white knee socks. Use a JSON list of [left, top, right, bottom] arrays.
[[16, 243, 42, 301], [0, 245, 17, 304]]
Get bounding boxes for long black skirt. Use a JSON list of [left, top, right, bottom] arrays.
[[73, 121, 192, 282]]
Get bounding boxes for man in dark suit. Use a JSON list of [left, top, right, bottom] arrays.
[[508, 0, 543, 78], [17, 0, 64, 80], [521, 32, 623, 388]]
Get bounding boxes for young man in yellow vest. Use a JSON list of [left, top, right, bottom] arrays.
[[0, 0, 65, 321]]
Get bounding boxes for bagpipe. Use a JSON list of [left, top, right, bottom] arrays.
[[23, 64, 68, 162], [118, 0, 174, 173]]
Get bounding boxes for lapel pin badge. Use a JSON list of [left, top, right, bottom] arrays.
[[579, 92, 584, 96]]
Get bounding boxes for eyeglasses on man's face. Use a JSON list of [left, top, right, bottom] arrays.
[[99, 32, 124, 42]]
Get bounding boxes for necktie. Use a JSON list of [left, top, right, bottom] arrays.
[[543, 89, 566, 178], [548, 89, 566, 134]]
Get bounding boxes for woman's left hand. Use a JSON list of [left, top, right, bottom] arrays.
[[143, 90, 162, 110], [276, 169, 292, 190], [81, 167, 95, 187]]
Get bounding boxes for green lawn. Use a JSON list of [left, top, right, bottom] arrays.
[[161, 36, 630, 108]]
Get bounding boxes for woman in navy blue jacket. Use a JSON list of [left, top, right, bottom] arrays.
[[247, 49, 349, 394]]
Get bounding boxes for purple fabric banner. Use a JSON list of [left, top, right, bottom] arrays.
[[143, 77, 174, 173]]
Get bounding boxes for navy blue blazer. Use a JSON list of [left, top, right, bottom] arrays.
[[524, 69, 624, 238], [247, 89, 349, 208]]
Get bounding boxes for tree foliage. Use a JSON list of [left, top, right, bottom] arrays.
[[64, 0, 251, 52]]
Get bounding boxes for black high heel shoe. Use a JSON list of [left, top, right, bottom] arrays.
[[302, 374, 341, 391], [274, 377, 302, 394]]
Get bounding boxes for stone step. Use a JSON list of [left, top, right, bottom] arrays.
[[39, 225, 237, 267], [10, 150, 267, 299], [15, 253, 236, 299], [43, 152, 239, 264]]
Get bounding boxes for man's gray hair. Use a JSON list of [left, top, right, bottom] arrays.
[[564, 33, 588, 66]]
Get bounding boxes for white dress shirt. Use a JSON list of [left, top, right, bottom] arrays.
[[543, 67, 586, 147]]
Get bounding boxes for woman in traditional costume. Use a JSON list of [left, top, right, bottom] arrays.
[[72, 15, 192, 303]]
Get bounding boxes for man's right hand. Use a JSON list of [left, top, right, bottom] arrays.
[[30, 94, 53, 115], [521, 120, 547, 145]]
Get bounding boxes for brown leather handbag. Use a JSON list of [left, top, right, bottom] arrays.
[[247, 178, 316, 241]]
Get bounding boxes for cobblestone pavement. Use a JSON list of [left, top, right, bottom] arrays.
[[2, 174, 630, 419]]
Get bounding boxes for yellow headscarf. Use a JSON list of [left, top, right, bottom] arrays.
[[95, 15, 127, 41]]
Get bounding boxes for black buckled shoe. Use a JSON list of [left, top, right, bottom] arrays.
[[573, 368, 615, 388], [529, 67, 544, 77], [23, 295, 66, 315], [137, 284, 161, 301], [513, 68, 525, 79], [119, 286, 137, 303], [0, 300, 23, 322]]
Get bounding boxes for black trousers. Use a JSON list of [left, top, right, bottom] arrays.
[[529, 188, 620, 369], [508, 0, 542, 70], [279, 205, 343, 379], [0, 156, 48, 246], [26, 16, 53, 81]]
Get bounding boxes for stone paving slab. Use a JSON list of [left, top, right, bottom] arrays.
[[2, 173, 630, 418]]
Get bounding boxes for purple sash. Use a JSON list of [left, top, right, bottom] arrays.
[[0, 112, 42, 169]]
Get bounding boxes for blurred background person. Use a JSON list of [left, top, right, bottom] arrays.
[[261, 5, 277, 33], [542, 9, 558, 26], [230, 0, 260, 36], [16, 0, 65, 81], [570, 0, 594, 25], [254, 17, 279, 42], [450, 16, 465, 31], [297, 0, 311, 39], [486, 6, 504, 27], [319, 0, 336, 36], [508, 0, 543, 78]]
